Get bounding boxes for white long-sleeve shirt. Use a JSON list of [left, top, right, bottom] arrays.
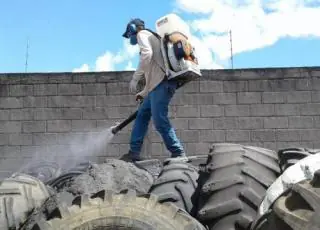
[[132, 30, 166, 98]]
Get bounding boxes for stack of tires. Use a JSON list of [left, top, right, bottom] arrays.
[[2, 143, 320, 230]]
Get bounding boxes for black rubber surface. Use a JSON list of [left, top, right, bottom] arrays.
[[278, 147, 320, 173], [196, 143, 280, 230], [148, 158, 200, 216], [30, 189, 206, 230], [251, 169, 320, 230]]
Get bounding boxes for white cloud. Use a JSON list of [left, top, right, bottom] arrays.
[[72, 64, 90, 72], [72, 40, 139, 72], [124, 61, 136, 70], [175, 0, 320, 63]]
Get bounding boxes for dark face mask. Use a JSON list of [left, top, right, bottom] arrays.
[[130, 34, 138, 45]]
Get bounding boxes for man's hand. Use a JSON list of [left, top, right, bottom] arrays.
[[135, 93, 143, 102], [129, 79, 138, 93]]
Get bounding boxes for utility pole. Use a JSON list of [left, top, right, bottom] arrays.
[[229, 30, 234, 69], [25, 38, 29, 72]]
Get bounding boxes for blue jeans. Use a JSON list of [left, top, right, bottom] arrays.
[[129, 80, 185, 158]]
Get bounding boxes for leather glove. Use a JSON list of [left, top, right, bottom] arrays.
[[129, 79, 138, 93]]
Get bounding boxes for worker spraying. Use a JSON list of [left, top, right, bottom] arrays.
[[115, 14, 201, 163]]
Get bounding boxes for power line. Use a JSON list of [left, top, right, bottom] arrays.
[[25, 38, 29, 72], [229, 30, 234, 69]]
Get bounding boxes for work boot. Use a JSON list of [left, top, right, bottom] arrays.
[[119, 151, 146, 163]]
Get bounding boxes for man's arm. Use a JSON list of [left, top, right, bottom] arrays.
[[137, 30, 153, 71]]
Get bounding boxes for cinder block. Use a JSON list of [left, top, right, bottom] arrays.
[[289, 116, 314, 128], [225, 105, 250, 117], [250, 104, 275, 116], [189, 118, 213, 130], [312, 78, 320, 90], [276, 130, 300, 141], [186, 143, 211, 155], [82, 107, 108, 120], [178, 81, 199, 93], [106, 82, 130, 95], [9, 133, 32, 145], [300, 103, 320, 116], [286, 91, 311, 103], [0, 158, 26, 172], [0, 146, 21, 158], [176, 105, 200, 117], [48, 96, 96, 107], [58, 84, 82, 95], [34, 84, 57, 96], [23, 96, 47, 107], [96, 95, 121, 107], [200, 105, 224, 117], [179, 130, 200, 142], [199, 130, 225, 142], [213, 117, 238, 129], [223, 81, 248, 92], [34, 108, 82, 120], [47, 120, 72, 132], [0, 134, 9, 145], [299, 130, 320, 141], [238, 117, 263, 129], [171, 118, 189, 130], [22, 121, 46, 133], [275, 104, 301, 116], [249, 79, 296, 91], [71, 120, 97, 132], [9, 109, 33, 120], [251, 130, 276, 142], [0, 121, 21, 133], [107, 106, 136, 119], [314, 116, 320, 128], [237, 92, 261, 104], [9, 85, 33, 96], [212, 93, 237, 105], [172, 94, 213, 105], [311, 92, 320, 102], [262, 92, 286, 103], [295, 79, 312, 90], [226, 130, 250, 142], [0, 97, 23, 108], [32, 133, 57, 145], [0, 110, 10, 120], [119, 95, 137, 106], [0, 85, 9, 96], [200, 80, 223, 92], [264, 117, 289, 128], [82, 83, 106, 95], [72, 74, 96, 83], [48, 74, 72, 83]]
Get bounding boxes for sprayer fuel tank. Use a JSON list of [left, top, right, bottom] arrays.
[[155, 13, 202, 87]]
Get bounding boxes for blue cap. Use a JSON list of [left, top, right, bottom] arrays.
[[122, 18, 145, 38]]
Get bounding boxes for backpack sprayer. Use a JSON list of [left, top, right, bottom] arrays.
[[111, 13, 202, 135]]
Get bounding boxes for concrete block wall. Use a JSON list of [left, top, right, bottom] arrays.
[[0, 67, 319, 177]]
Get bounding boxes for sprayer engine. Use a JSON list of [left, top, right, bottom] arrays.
[[156, 14, 202, 86]]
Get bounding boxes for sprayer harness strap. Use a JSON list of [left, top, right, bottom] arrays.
[[143, 29, 168, 79]]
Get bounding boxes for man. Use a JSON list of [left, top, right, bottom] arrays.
[[119, 18, 186, 162]]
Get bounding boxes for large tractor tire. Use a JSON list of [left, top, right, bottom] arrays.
[[251, 169, 320, 230], [148, 158, 200, 216], [18, 161, 62, 184], [278, 147, 320, 173], [46, 171, 84, 193], [31, 189, 206, 230], [0, 173, 51, 229], [196, 143, 280, 230]]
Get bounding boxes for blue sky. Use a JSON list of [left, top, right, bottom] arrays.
[[1, 0, 320, 73]]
